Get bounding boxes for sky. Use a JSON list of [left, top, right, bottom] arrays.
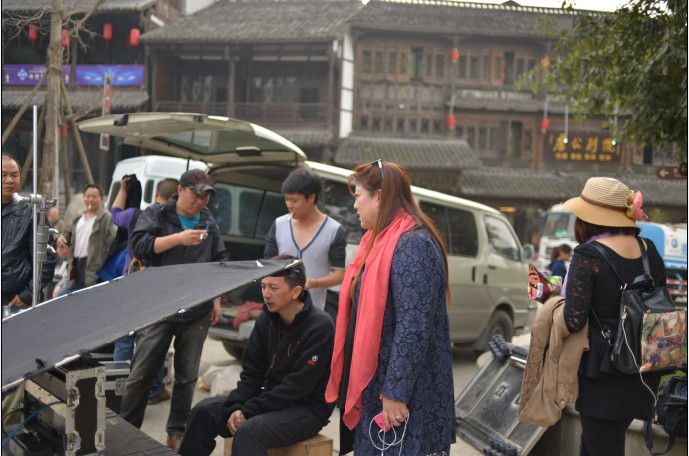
[[464, 0, 627, 11]]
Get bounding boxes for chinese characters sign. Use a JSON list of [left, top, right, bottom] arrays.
[[543, 131, 621, 163]]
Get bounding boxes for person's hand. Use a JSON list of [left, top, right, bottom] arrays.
[[56, 235, 68, 247], [381, 396, 409, 429], [210, 297, 222, 326], [119, 176, 131, 193], [8, 295, 28, 309], [305, 278, 319, 289], [177, 230, 209, 246], [227, 410, 245, 435]]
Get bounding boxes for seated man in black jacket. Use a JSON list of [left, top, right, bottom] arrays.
[[178, 259, 335, 456]]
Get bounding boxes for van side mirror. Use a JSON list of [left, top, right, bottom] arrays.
[[522, 244, 535, 262]]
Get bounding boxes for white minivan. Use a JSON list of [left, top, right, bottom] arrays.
[[79, 113, 537, 357]]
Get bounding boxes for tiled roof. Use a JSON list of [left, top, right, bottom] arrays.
[[141, 0, 364, 44], [2, 0, 157, 13], [349, 0, 581, 38], [333, 135, 481, 170], [459, 168, 688, 207], [275, 129, 333, 147], [1, 88, 149, 111]]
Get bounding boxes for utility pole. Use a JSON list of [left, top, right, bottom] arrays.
[[40, 0, 64, 199]]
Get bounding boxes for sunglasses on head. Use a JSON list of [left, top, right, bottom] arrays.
[[371, 159, 385, 178]]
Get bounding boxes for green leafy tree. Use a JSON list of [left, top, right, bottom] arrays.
[[519, 0, 687, 160]]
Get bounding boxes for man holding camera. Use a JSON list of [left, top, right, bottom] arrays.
[[119, 169, 228, 451]]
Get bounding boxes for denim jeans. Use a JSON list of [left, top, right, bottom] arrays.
[[119, 314, 210, 436], [178, 396, 324, 456], [114, 334, 166, 400]]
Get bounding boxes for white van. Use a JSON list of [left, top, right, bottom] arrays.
[[105, 155, 207, 210], [80, 113, 536, 357]]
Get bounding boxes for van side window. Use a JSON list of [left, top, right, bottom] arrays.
[[485, 215, 520, 261], [256, 192, 287, 237], [144, 180, 154, 204], [420, 202, 450, 250], [420, 202, 478, 257], [447, 207, 478, 257], [320, 179, 364, 244], [208, 187, 232, 234]]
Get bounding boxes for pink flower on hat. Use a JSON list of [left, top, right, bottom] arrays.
[[626, 191, 647, 221]]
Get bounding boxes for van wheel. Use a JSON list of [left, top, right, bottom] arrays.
[[473, 310, 514, 358], [221, 340, 244, 360]]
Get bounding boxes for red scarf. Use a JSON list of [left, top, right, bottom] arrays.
[[325, 209, 417, 429]]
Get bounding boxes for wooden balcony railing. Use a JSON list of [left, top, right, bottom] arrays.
[[154, 101, 328, 128]]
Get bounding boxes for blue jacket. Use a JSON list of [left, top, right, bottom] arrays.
[[2, 201, 56, 306]]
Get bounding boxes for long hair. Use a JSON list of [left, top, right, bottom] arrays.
[[347, 160, 450, 299]]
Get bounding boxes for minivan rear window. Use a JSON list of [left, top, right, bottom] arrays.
[[209, 182, 287, 239], [320, 179, 364, 244]]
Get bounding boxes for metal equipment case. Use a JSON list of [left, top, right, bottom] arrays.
[[24, 358, 106, 455]]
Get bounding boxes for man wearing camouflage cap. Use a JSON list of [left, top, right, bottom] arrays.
[[120, 169, 229, 451]]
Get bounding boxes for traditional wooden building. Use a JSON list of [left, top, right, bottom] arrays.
[[0, 0, 179, 190]]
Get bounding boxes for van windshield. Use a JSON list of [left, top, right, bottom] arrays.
[[543, 212, 575, 240]]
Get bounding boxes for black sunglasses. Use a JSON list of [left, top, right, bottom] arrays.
[[371, 159, 385, 178]]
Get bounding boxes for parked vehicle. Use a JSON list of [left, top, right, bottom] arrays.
[[80, 112, 537, 358], [535, 204, 577, 272]]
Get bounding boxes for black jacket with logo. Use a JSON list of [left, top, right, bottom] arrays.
[[1, 201, 56, 306], [225, 292, 335, 424], [130, 195, 228, 322]]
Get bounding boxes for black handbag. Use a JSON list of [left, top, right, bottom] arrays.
[[590, 237, 686, 375]]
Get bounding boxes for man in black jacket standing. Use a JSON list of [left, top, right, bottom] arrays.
[[119, 169, 228, 451], [178, 259, 335, 456], [1, 153, 55, 315]]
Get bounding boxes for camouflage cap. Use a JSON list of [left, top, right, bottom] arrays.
[[180, 169, 215, 196]]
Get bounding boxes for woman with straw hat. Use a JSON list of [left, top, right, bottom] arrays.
[[562, 177, 667, 456]]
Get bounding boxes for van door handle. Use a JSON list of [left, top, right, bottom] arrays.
[[472, 267, 476, 282], [483, 274, 488, 284], [488, 264, 497, 270]]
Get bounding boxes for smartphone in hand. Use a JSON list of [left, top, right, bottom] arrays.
[[374, 414, 390, 432]]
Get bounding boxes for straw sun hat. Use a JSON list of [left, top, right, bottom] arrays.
[[563, 177, 644, 228]]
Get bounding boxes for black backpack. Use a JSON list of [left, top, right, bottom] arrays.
[[643, 368, 688, 455]]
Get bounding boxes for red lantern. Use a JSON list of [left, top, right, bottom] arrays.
[[447, 113, 456, 130], [450, 48, 460, 64], [542, 56, 550, 70], [103, 22, 113, 41], [540, 118, 550, 133], [61, 29, 70, 47], [28, 24, 39, 42], [129, 28, 140, 47]]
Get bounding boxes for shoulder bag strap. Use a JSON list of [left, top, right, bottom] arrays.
[[644, 419, 675, 456], [588, 241, 624, 346], [636, 236, 652, 277]]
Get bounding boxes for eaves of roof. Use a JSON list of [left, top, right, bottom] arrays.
[[2, 0, 157, 14], [459, 168, 688, 207], [141, 0, 364, 44], [333, 135, 482, 170], [349, 0, 584, 38], [275, 129, 333, 148], [2, 88, 149, 111]]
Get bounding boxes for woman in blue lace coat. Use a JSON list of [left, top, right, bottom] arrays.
[[326, 160, 455, 455]]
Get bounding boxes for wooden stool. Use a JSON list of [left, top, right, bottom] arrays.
[[224, 434, 333, 456]]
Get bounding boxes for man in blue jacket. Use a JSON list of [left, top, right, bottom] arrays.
[[178, 259, 335, 456], [1, 153, 55, 314], [119, 169, 228, 451]]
